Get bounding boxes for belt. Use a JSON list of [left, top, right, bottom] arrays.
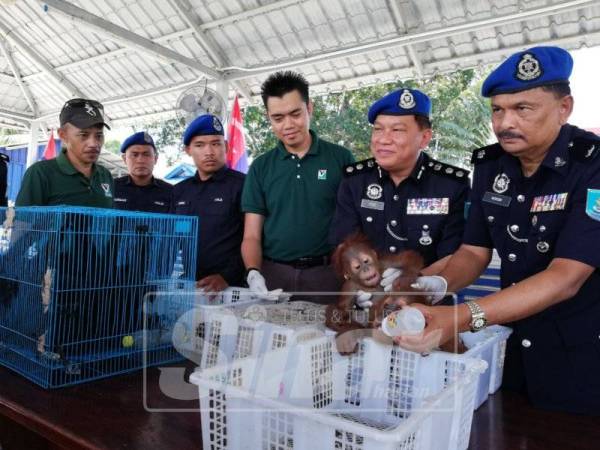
[[265, 255, 330, 269]]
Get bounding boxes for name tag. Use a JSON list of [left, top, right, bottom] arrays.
[[177, 201, 187, 206], [361, 199, 384, 211], [154, 201, 166, 206], [407, 198, 449, 215], [114, 198, 127, 203], [531, 193, 568, 212], [483, 191, 511, 207]]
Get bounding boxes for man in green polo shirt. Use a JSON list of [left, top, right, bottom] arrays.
[[242, 71, 354, 303], [16, 98, 113, 207]]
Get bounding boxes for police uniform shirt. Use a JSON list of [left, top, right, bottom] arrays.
[[463, 124, 600, 414], [172, 166, 245, 285], [330, 152, 469, 266], [113, 175, 173, 214]]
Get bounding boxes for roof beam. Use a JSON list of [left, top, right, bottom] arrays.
[[40, 0, 221, 79], [199, 0, 308, 30], [170, 0, 252, 100], [0, 17, 84, 98], [0, 38, 38, 115], [388, 0, 424, 78], [224, 0, 596, 81], [0, 122, 29, 131], [0, 107, 33, 125]]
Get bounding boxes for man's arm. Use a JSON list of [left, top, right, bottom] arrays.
[[328, 177, 361, 246], [397, 257, 594, 353], [438, 244, 492, 292], [15, 165, 47, 206], [241, 212, 264, 270]]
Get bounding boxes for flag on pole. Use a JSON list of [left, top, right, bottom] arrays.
[[226, 95, 249, 173], [42, 130, 56, 160]]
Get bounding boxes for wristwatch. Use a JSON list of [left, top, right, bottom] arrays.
[[465, 301, 487, 332]]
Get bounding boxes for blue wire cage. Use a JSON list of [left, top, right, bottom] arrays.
[[0, 206, 197, 388]]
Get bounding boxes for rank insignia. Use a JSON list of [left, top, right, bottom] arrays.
[[407, 198, 449, 215], [530, 192, 568, 212], [586, 189, 600, 221], [554, 157, 566, 167], [492, 173, 510, 194]]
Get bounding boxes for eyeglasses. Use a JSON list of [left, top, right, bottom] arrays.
[[63, 98, 105, 110]]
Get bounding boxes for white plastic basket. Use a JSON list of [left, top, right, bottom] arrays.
[[197, 301, 328, 370], [191, 336, 486, 450], [459, 325, 512, 409]]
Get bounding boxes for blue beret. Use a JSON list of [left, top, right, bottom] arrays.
[[481, 46, 573, 97], [183, 114, 224, 146], [120, 131, 156, 154], [368, 88, 431, 124]]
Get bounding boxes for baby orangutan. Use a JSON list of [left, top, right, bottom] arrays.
[[325, 234, 465, 355]]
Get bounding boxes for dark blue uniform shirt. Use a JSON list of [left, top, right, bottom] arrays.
[[113, 176, 173, 213], [464, 124, 600, 414], [172, 166, 245, 285], [0, 153, 8, 207], [330, 152, 470, 266]]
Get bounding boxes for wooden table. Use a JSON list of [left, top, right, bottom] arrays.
[[1, 364, 598, 450]]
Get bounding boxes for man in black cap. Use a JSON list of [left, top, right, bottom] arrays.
[[396, 46, 600, 415], [113, 131, 172, 213], [173, 114, 245, 292], [16, 98, 113, 207]]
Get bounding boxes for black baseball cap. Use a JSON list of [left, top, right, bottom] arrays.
[[59, 98, 111, 129]]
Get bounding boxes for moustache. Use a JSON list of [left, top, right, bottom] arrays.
[[497, 130, 524, 140]]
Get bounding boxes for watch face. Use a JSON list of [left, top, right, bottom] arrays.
[[473, 318, 486, 329]]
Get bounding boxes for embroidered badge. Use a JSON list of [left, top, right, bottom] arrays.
[[515, 53, 542, 81], [398, 89, 416, 109], [85, 102, 97, 116], [213, 116, 222, 132], [407, 198, 449, 215], [492, 173, 510, 194], [317, 169, 327, 180], [100, 183, 112, 197], [530, 193, 568, 212], [366, 183, 383, 200], [585, 189, 600, 221]]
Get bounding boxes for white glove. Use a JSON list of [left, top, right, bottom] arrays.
[[410, 276, 448, 304], [247, 269, 290, 302], [380, 268, 403, 292], [355, 290, 373, 309]]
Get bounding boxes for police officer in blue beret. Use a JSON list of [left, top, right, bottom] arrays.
[[172, 114, 245, 292], [330, 87, 470, 306], [114, 131, 173, 213], [396, 46, 600, 415]]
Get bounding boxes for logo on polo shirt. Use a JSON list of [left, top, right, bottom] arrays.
[[317, 169, 327, 180], [101, 183, 112, 198]]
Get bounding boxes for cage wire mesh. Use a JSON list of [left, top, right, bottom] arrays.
[[0, 206, 197, 388]]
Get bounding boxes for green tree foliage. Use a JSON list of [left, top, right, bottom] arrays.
[[244, 68, 492, 168]]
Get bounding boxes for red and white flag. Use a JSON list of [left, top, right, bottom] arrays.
[[226, 96, 248, 173], [43, 130, 56, 160]]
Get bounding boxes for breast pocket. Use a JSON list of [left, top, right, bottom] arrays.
[[174, 200, 192, 215]]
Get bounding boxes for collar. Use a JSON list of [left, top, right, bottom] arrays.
[[539, 125, 571, 176], [193, 165, 228, 183], [276, 129, 319, 160], [56, 149, 81, 175], [377, 152, 426, 183], [125, 175, 160, 187]]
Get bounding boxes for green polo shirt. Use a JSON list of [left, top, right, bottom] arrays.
[[15, 150, 114, 207], [242, 130, 354, 260]]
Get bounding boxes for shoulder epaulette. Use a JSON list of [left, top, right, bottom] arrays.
[[425, 158, 470, 182], [569, 135, 600, 162], [0, 153, 9, 163], [471, 144, 504, 164], [343, 158, 377, 177]]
